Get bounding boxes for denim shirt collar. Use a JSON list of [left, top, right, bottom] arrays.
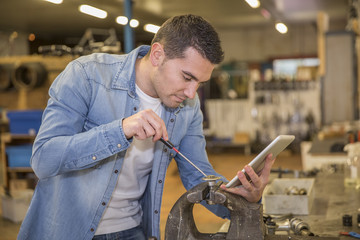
[[111, 45, 151, 98]]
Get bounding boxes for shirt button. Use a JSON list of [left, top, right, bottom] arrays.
[[158, 180, 162, 183], [114, 170, 119, 174], [154, 210, 158, 214], [92, 156, 97, 160], [170, 119, 174, 122], [117, 144, 121, 148], [90, 228, 94, 232], [102, 202, 106, 206], [163, 148, 168, 153], [134, 107, 137, 111]]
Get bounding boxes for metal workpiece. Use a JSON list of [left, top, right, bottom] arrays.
[[165, 180, 265, 240], [290, 218, 313, 236], [266, 217, 315, 236], [202, 175, 224, 205], [186, 175, 225, 205]]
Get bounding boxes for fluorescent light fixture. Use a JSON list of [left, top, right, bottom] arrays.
[[275, 22, 288, 34], [144, 24, 160, 34], [245, 0, 260, 8], [44, 0, 63, 4], [130, 19, 139, 28], [79, 5, 107, 19], [116, 16, 128, 25]]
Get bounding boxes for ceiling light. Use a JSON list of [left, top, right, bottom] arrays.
[[44, 0, 63, 4], [28, 33, 36, 41], [116, 16, 128, 25], [245, 0, 260, 8], [129, 19, 139, 28], [79, 5, 107, 19], [275, 22, 288, 34], [144, 24, 160, 34]]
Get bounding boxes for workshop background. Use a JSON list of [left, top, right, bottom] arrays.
[[0, 0, 359, 239]]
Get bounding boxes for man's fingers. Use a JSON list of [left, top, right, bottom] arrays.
[[259, 154, 275, 181], [239, 167, 254, 190], [142, 121, 156, 138], [146, 113, 167, 141], [222, 154, 275, 203], [245, 167, 262, 188], [122, 109, 168, 140], [220, 184, 239, 194]]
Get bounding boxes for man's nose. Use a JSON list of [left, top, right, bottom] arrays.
[[184, 82, 198, 99]]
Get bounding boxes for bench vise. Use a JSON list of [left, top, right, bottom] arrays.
[[164, 175, 339, 240], [164, 175, 264, 240]]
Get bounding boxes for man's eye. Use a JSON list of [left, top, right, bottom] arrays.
[[183, 76, 192, 81]]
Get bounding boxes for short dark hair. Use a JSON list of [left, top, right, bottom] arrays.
[[151, 14, 224, 64]]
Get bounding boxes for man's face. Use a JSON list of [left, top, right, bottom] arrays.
[[151, 46, 215, 108]]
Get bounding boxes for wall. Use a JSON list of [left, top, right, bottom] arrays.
[[218, 20, 347, 63], [219, 23, 317, 62], [205, 81, 321, 142], [0, 31, 29, 57]]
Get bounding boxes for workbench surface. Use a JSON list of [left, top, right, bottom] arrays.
[[288, 172, 360, 239]]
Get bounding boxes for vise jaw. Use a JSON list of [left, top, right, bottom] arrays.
[[164, 176, 265, 240]]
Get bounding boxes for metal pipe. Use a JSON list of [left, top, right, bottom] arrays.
[[124, 0, 134, 53]]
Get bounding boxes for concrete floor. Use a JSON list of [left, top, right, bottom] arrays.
[[0, 217, 21, 240], [0, 151, 302, 240]]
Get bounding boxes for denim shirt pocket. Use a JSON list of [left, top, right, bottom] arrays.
[[168, 147, 178, 161], [160, 141, 179, 163]]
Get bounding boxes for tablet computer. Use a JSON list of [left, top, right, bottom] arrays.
[[225, 135, 295, 188]]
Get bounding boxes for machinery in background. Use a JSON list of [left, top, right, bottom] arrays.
[[0, 28, 120, 109], [38, 28, 121, 56], [73, 28, 121, 55]]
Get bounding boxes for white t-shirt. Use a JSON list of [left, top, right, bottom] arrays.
[[95, 84, 163, 235]]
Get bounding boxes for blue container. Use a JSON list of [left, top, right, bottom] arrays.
[[6, 144, 32, 167], [7, 110, 43, 135]]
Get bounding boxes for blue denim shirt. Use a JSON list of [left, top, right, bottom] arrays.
[[17, 45, 229, 240]]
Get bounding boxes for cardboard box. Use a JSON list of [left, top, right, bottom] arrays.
[[1, 189, 33, 223], [263, 178, 315, 215]]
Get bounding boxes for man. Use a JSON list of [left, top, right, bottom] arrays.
[[18, 14, 274, 240]]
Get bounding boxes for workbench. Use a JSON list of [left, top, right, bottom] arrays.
[[287, 171, 360, 239]]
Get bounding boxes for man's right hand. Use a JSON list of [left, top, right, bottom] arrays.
[[122, 109, 168, 142]]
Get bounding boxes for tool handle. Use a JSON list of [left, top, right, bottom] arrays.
[[160, 137, 174, 149]]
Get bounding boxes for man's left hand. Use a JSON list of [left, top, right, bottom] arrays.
[[220, 154, 275, 203]]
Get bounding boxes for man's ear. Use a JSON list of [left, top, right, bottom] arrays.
[[149, 42, 165, 66]]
